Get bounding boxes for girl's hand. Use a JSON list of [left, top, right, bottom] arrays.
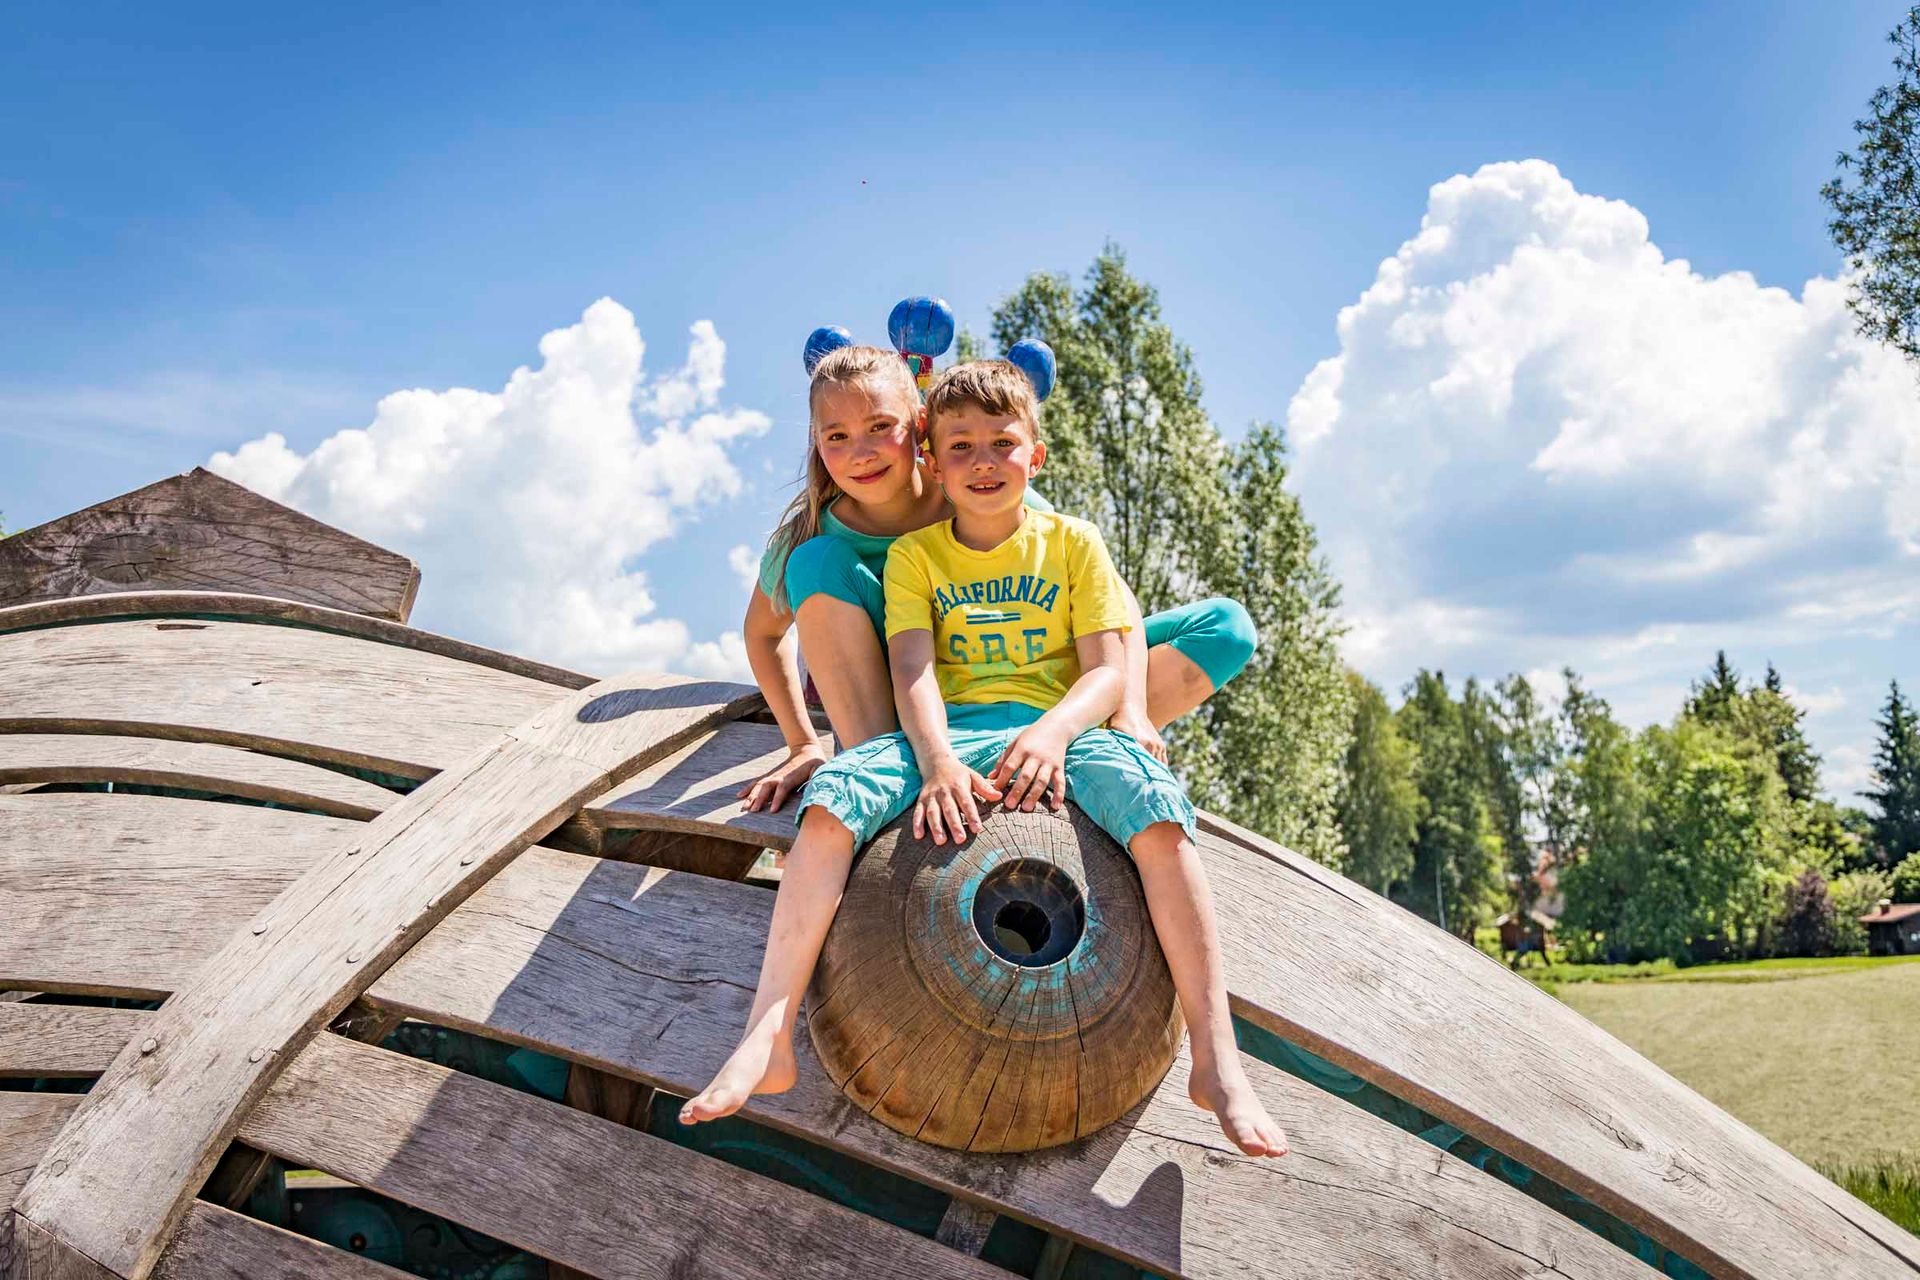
[[737, 738, 831, 813], [1107, 707, 1169, 763], [991, 722, 1071, 812], [914, 754, 1003, 845]]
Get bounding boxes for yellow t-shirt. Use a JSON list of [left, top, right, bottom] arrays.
[[884, 510, 1132, 710]]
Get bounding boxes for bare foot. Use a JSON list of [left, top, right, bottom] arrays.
[[1190, 1058, 1290, 1157], [679, 1028, 798, 1124]]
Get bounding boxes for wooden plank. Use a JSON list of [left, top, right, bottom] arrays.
[[12, 672, 761, 1280], [152, 1202, 412, 1280], [933, 1201, 997, 1256], [0, 618, 567, 779], [364, 846, 1659, 1280], [0, 590, 590, 689], [0, 1004, 146, 1077], [1190, 812, 1920, 1280], [2, 1093, 81, 1205], [0, 469, 420, 621], [241, 1033, 1014, 1280], [1, 1213, 118, 1280], [0, 794, 352, 997], [0, 734, 395, 819], [581, 718, 799, 844]]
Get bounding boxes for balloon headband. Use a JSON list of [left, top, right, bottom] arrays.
[[802, 295, 1055, 403]]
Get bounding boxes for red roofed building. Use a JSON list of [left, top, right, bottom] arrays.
[[1860, 900, 1920, 956]]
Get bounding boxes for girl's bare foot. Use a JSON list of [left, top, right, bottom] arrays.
[[679, 1027, 798, 1124], [1190, 1057, 1290, 1157]]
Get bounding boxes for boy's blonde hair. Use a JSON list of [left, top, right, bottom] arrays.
[[764, 345, 920, 611], [924, 360, 1042, 442]]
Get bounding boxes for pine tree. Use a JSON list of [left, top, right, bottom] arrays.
[[1865, 680, 1920, 866], [1337, 672, 1421, 895], [1685, 651, 1743, 728]]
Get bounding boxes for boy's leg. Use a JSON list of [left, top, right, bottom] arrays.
[[683, 732, 922, 1123], [1062, 729, 1287, 1157], [1141, 598, 1258, 728], [681, 803, 856, 1122], [1130, 820, 1288, 1158]]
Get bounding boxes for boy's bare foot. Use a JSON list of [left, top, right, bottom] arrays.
[[679, 1028, 798, 1124], [1190, 1058, 1290, 1158]]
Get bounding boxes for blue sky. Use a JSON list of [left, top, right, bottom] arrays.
[[4, 2, 1916, 796]]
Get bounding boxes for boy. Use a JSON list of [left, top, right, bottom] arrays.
[[683, 361, 1286, 1159]]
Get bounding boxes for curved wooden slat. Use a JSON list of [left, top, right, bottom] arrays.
[[239, 1033, 1017, 1280], [0, 1004, 150, 1077], [1193, 813, 1920, 1280], [13, 672, 760, 1280], [364, 844, 1656, 1280], [153, 1203, 412, 1280], [0, 734, 396, 819], [0, 794, 351, 997], [0, 589, 589, 689], [0, 618, 565, 778], [0, 469, 419, 622]]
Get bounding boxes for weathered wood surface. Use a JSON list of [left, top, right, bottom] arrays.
[[0, 734, 395, 819], [240, 1033, 1017, 1280], [0, 469, 420, 621], [151, 1203, 413, 1280], [0, 590, 590, 689], [1191, 812, 1920, 1280], [0, 794, 352, 997], [0, 616, 776, 855], [12, 673, 760, 1280], [0, 1003, 147, 1077], [365, 846, 1658, 1280], [0, 1212, 118, 1280], [3, 1093, 81, 1204], [0, 618, 566, 778]]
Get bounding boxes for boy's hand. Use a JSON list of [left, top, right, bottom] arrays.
[[991, 722, 1071, 812], [1107, 707, 1168, 763], [914, 753, 1003, 845], [736, 737, 830, 813]]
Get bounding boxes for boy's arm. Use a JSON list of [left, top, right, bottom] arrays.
[[991, 629, 1126, 812], [1108, 585, 1169, 761], [890, 629, 1002, 844]]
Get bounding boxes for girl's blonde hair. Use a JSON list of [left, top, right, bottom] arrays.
[[765, 345, 920, 611]]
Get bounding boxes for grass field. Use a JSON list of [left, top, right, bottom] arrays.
[[1551, 956, 1920, 1232]]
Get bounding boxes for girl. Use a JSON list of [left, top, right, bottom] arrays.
[[736, 344, 1257, 811]]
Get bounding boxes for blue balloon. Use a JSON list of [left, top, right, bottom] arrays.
[[803, 325, 854, 374], [887, 296, 955, 357], [1007, 338, 1057, 402]]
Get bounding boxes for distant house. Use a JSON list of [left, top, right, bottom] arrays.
[[1860, 900, 1920, 956]]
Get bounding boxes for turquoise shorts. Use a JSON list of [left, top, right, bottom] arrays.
[[783, 534, 1259, 690], [797, 701, 1197, 849]]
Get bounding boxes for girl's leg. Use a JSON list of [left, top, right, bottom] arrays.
[[795, 594, 897, 747], [1129, 820, 1290, 1158], [681, 805, 858, 1123], [1142, 598, 1259, 728]]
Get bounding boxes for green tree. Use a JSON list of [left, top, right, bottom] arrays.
[[1336, 672, 1421, 894], [1548, 673, 1644, 955], [1833, 868, 1894, 954], [989, 248, 1352, 861], [1395, 671, 1503, 935], [1891, 854, 1920, 902], [1684, 650, 1744, 728], [1776, 868, 1838, 957], [1865, 680, 1920, 867], [1824, 6, 1920, 363]]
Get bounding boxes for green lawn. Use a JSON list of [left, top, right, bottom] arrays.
[[1554, 957, 1920, 1171]]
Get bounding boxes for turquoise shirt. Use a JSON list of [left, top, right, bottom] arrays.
[[756, 488, 1055, 605]]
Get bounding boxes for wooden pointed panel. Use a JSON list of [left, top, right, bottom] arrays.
[[0, 469, 419, 620]]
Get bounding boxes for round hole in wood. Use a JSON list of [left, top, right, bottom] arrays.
[[971, 858, 1083, 967]]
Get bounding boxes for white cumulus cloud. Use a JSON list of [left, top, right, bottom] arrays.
[[1291, 159, 1920, 796], [210, 299, 767, 679]]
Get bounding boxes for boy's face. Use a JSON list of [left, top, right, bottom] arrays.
[[929, 405, 1046, 520]]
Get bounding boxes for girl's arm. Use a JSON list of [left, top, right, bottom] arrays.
[[991, 629, 1127, 811], [1107, 584, 1169, 761], [890, 629, 1002, 844], [737, 584, 832, 813]]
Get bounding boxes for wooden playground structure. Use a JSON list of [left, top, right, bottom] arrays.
[[2, 469, 1917, 1278]]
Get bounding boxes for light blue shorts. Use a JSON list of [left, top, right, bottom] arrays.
[[797, 701, 1197, 849]]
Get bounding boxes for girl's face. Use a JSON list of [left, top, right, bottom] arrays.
[[812, 380, 924, 505]]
